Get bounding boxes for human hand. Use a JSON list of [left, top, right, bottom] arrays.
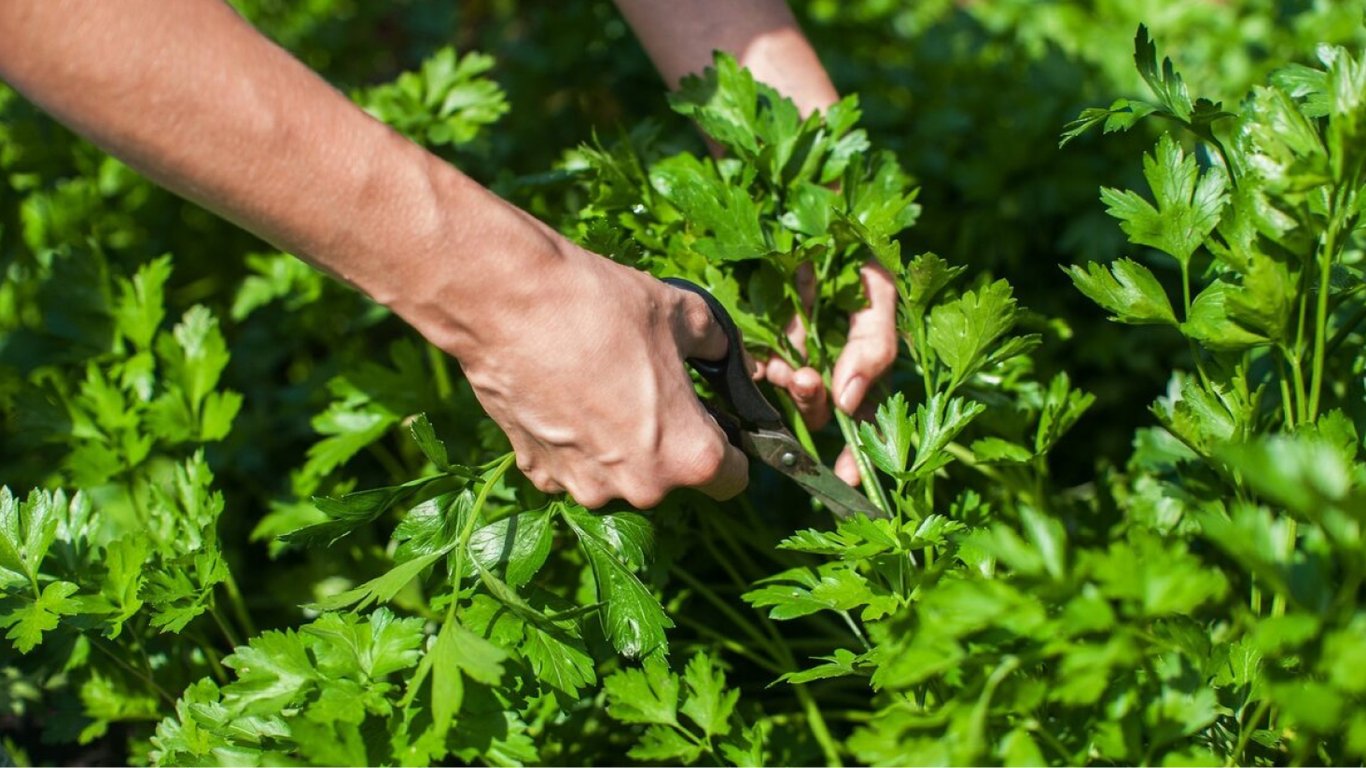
[[449, 241, 750, 509], [755, 261, 900, 486]]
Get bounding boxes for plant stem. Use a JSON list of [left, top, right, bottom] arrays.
[[777, 389, 820, 457], [90, 636, 175, 706], [450, 453, 515, 607], [833, 408, 892, 518], [1274, 350, 1297, 430], [1229, 698, 1272, 768], [220, 566, 256, 639], [426, 342, 454, 400], [209, 605, 241, 649], [669, 566, 780, 664], [1307, 215, 1341, 421], [368, 440, 409, 483], [674, 614, 783, 674]]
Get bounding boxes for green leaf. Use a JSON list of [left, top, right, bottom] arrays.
[[650, 154, 770, 263], [156, 305, 234, 414], [143, 550, 228, 633], [287, 474, 451, 548], [680, 652, 738, 738], [1099, 134, 1227, 266], [113, 254, 171, 351], [1182, 281, 1271, 350], [858, 392, 913, 477], [1035, 372, 1096, 453], [901, 252, 964, 314], [560, 504, 671, 658], [0, 579, 80, 652], [1218, 434, 1355, 515], [308, 546, 449, 613], [0, 487, 66, 584], [520, 623, 596, 698], [467, 505, 554, 588], [1088, 534, 1229, 617], [409, 413, 451, 469], [1064, 258, 1177, 325], [779, 648, 866, 684], [604, 658, 679, 726], [357, 47, 508, 147], [927, 279, 1019, 386], [912, 394, 986, 477], [1152, 373, 1239, 457], [1020, 506, 1068, 581], [221, 629, 317, 715], [630, 726, 704, 764], [970, 437, 1033, 464], [1321, 617, 1366, 695], [431, 620, 464, 740], [302, 608, 425, 681]]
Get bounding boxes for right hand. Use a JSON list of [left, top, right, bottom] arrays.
[[448, 241, 750, 510]]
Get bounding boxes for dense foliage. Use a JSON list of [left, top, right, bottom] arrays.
[[2, 1, 1364, 766]]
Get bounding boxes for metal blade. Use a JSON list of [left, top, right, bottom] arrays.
[[743, 429, 887, 520]]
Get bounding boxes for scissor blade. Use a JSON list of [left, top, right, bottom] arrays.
[[744, 430, 888, 520]]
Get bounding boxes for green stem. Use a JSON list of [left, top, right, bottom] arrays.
[[90, 636, 175, 706], [368, 441, 409, 483], [450, 453, 516, 605], [1229, 698, 1272, 768], [1275, 350, 1297, 430], [1270, 518, 1297, 618], [220, 566, 256, 639], [837, 610, 871, 651], [795, 682, 844, 767], [1288, 351, 1310, 427], [674, 614, 784, 675], [1324, 298, 1366, 358], [833, 408, 892, 518], [209, 605, 241, 649], [670, 566, 780, 662], [193, 629, 231, 684], [426, 342, 454, 400], [777, 389, 820, 457], [1180, 260, 1194, 320], [1307, 217, 1340, 421]]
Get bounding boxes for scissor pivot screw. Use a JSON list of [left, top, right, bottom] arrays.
[[780, 452, 798, 468]]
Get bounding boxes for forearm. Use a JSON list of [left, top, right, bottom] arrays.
[[0, 0, 558, 357], [614, 0, 838, 115]]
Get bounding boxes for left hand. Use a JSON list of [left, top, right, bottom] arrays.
[[755, 261, 901, 486]]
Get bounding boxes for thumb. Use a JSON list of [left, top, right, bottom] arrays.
[[671, 283, 728, 362]]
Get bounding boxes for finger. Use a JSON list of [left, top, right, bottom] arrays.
[[832, 262, 900, 414], [764, 355, 797, 390], [745, 351, 765, 381], [834, 445, 862, 487], [781, 262, 818, 356], [681, 414, 750, 501], [695, 440, 750, 501], [790, 366, 831, 430], [673, 286, 728, 361]]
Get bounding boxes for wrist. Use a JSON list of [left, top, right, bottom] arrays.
[[360, 146, 574, 363]]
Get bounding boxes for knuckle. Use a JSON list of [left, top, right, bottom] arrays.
[[570, 485, 610, 510], [673, 437, 726, 487], [625, 487, 666, 510]]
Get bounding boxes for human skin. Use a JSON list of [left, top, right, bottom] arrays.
[[617, 0, 901, 484], [0, 0, 895, 503]]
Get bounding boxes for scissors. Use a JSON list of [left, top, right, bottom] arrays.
[[665, 278, 887, 520]]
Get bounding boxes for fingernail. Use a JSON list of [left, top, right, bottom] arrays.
[[838, 376, 866, 414]]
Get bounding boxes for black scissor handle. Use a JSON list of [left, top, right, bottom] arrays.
[[664, 278, 784, 432]]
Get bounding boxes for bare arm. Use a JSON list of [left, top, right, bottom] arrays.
[[616, 0, 900, 486], [0, 0, 747, 508], [614, 0, 839, 116]]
